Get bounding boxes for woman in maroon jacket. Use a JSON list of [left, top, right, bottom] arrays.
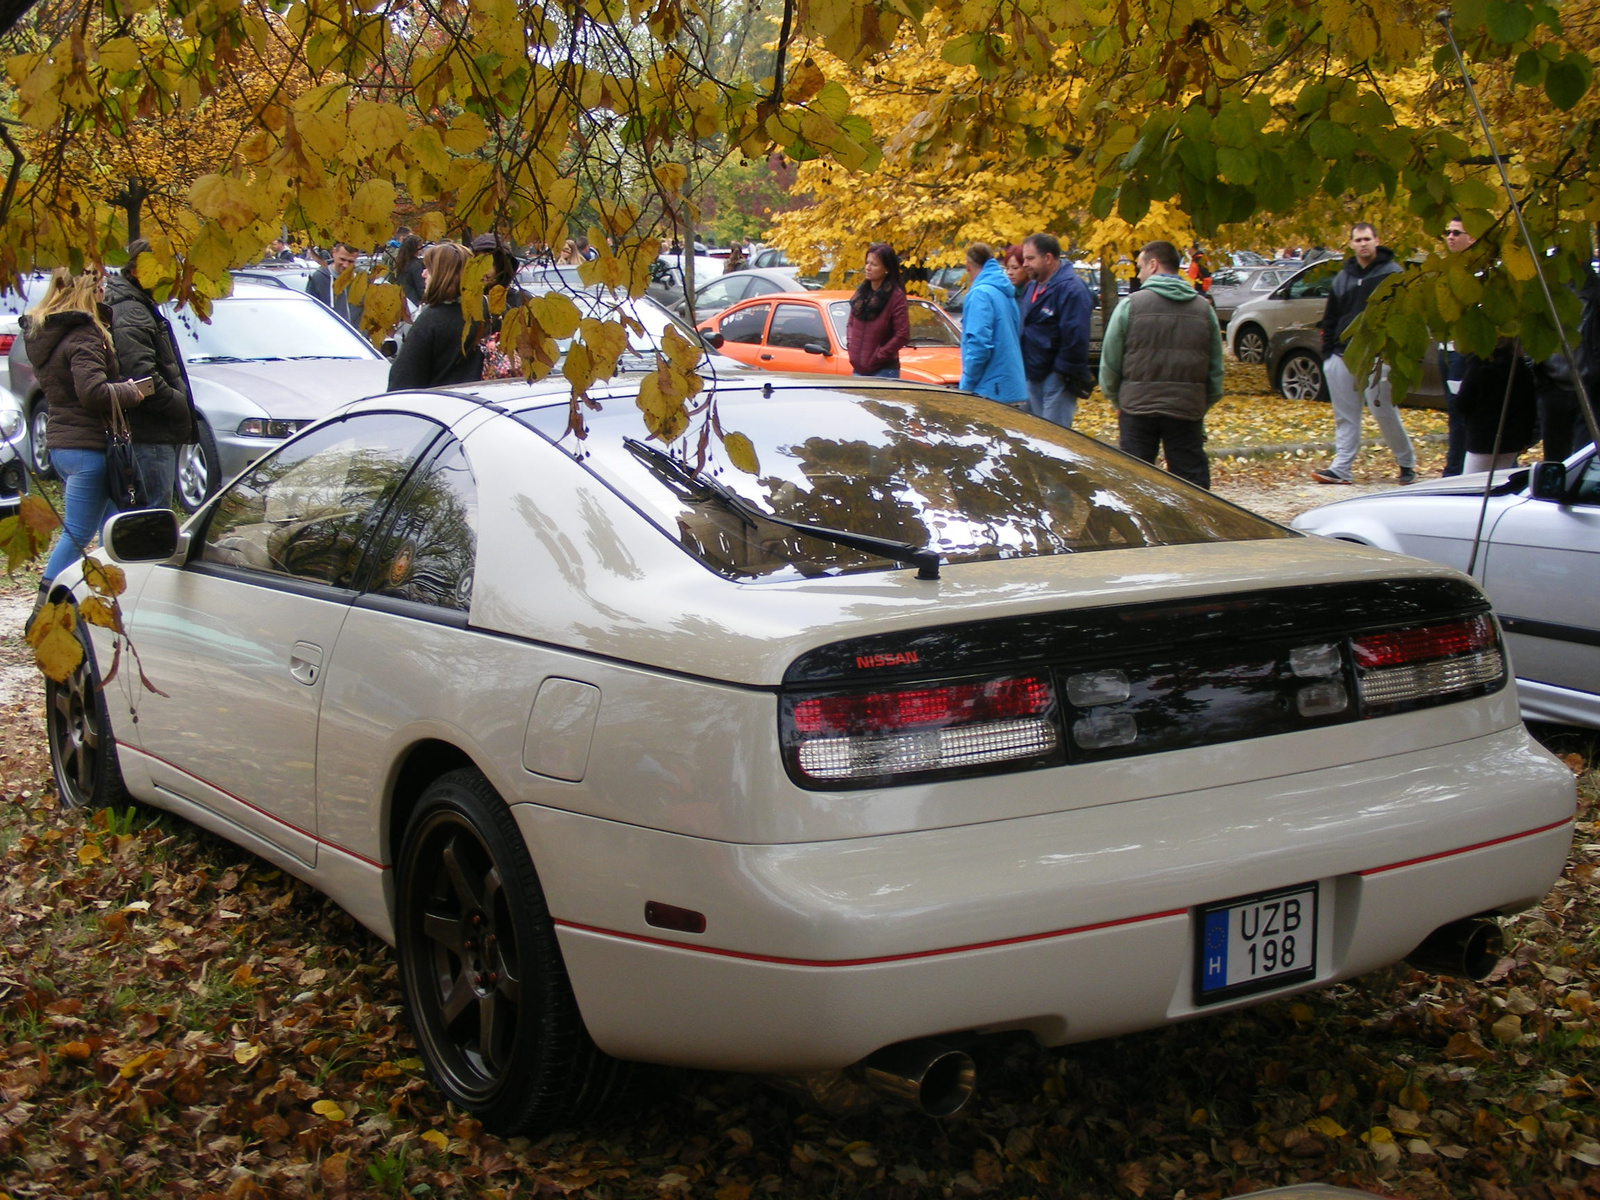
[[846, 243, 910, 378]]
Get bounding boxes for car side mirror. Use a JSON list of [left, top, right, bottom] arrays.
[[102, 508, 187, 564], [381, 337, 399, 358], [803, 341, 829, 356], [1528, 459, 1568, 502], [700, 330, 725, 349]]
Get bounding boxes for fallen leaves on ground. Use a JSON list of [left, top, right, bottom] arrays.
[[0, 500, 1596, 1200]]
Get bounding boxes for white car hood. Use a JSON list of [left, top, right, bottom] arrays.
[[187, 358, 392, 417]]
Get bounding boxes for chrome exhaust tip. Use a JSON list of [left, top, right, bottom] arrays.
[[1405, 916, 1505, 980], [855, 1040, 976, 1117]]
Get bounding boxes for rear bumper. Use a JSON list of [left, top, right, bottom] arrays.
[[516, 725, 1573, 1073]]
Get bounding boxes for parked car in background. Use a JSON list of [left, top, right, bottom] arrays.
[[1294, 448, 1600, 728], [49, 373, 1572, 1135], [672, 267, 816, 321], [1208, 264, 1301, 325], [0, 383, 26, 510], [750, 245, 790, 269], [1225, 258, 1342, 363], [698, 291, 965, 384], [1264, 327, 1446, 409], [647, 252, 720, 310], [10, 279, 392, 509]]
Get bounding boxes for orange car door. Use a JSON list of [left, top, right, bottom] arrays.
[[760, 302, 846, 375], [706, 301, 773, 369]]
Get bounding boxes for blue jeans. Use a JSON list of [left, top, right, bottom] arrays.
[[853, 366, 901, 378], [1026, 371, 1077, 428], [134, 443, 178, 510], [44, 448, 117, 584]]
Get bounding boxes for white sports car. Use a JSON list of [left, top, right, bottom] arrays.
[[1293, 447, 1600, 729], [48, 375, 1574, 1134]]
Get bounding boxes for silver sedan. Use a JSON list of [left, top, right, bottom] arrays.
[[1293, 449, 1600, 728]]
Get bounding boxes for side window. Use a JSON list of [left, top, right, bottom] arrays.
[[907, 301, 958, 347], [367, 439, 478, 610], [1286, 261, 1340, 299], [201, 414, 439, 588], [695, 276, 746, 309], [768, 303, 828, 349], [719, 302, 771, 344], [1574, 455, 1600, 505], [827, 301, 850, 345]]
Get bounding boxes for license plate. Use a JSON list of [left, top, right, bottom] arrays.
[[1195, 884, 1318, 1005]]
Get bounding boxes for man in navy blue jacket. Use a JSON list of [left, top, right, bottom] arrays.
[[1018, 232, 1094, 427]]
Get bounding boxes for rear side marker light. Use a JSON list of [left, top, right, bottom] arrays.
[[645, 901, 706, 934], [1352, 614, 1503, 709], [789, 674, 1058, 783], [0, 334, 14, 355]]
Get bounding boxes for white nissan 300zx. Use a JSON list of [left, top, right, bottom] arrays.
[[48, 376, 1574, 1133]]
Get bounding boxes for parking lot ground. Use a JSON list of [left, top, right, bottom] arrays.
[[0, 404, 1595, 1200]]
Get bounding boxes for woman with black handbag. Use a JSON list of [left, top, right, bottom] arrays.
[[21, 270, 153, 603]]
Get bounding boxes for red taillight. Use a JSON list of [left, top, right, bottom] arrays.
[[793, 676, 1052, 735], [0, 334, 14, 355], [787, 674, 1059, 784], [1351, 616, 1496, 669], [1351, 614, 1504, 710]]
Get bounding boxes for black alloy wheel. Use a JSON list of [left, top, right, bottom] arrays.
[[1277, 350, 1329, 403], [1233, 324, 1268, 364], [45, 616, 126, 810], [395, 769, 629, 1135]]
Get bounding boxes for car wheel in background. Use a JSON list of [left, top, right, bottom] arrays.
[[1277, 350, 1329, 402], [395, 769, 630, 1136], [45, 615, 127, 811], [1233, 324, 1268, 364], [176, 419, 220, 513], [27, 396, 55, 480]]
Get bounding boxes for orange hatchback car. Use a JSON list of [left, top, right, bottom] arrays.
[[699, 290, 965, 385]]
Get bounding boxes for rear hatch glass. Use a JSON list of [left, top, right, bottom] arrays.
[[517, 386, 1290, 582]]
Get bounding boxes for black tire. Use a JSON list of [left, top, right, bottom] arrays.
[[1277, 350, 1328, 402], [27, 395, 55, 481], [175, 419, 220, 513], [45, 614, 126, 811], [1234, 324, 1268, 364], [395, 769, 630, 1135]]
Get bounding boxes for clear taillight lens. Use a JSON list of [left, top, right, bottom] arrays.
[[1351, 614, 1504, 710], [785, 674, 1059, 785]]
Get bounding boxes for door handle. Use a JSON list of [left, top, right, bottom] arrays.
[[759, 353, 774, 361], [289, 641, 324, 686]]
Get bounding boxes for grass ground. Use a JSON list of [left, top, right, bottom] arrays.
[[0, 385, 1593, 1200]]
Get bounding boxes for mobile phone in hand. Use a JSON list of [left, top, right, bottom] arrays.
[[131, 375, 155, 397]]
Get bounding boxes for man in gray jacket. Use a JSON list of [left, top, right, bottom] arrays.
[[1098, 239, 1224, 488]]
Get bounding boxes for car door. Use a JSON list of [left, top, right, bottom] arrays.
[[123, 412, 443, 866], [706, 301, 773, 369], [686, 274, 751, 319], [759, 301, 840, 373], [1480, 453, 1600, 701]]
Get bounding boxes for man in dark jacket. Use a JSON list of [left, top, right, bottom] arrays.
[[308, 242, 364, 328], [1018, 232, 1094, 427], [1311, 223, 1417, 485], [104, 241, 196, 505], [1099, 240, 1224, 488]]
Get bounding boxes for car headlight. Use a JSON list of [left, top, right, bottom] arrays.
[[237, 418, 311, 438], [0, 407, 19, 439]]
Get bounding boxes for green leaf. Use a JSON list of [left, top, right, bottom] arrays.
[[1307, 120, 1356, 161], [1456, 305, 1499, 357], [1544, 52, 1592, 110], [1090, 185, 1118, 220], [1486, 0, 1535, 43], [1453, 178, 1501, 210], [1514, 48, 1547, 86], [1217, 145, 1258, 185], [1117, 181, 1150, 224]]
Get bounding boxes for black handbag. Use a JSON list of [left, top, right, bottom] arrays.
[[105, 392, 149, 510]]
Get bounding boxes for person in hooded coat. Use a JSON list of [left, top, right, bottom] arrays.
[[958, 244, 1028, 405], [22, 270, 151, 600]]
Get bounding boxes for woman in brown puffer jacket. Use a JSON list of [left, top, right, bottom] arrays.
[[23, 270, 153, 593]]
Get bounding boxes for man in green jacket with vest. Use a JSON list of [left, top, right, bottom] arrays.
[[1098, 239, 1225, 488]]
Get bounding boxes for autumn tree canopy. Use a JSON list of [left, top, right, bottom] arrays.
[[0, 0, 1596, 418]]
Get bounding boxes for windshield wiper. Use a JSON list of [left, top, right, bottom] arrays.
[[186, 354, 253, 363], [624, 438, 940, 580]]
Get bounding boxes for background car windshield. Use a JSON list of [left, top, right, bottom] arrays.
[[908, 301, 959, 346], [519, 388, 1289, 582], [169, 296, 377, 362]]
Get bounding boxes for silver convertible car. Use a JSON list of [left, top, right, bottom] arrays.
[[1294, 448, 1600, 729], [46, 375, 1573, 1134]]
